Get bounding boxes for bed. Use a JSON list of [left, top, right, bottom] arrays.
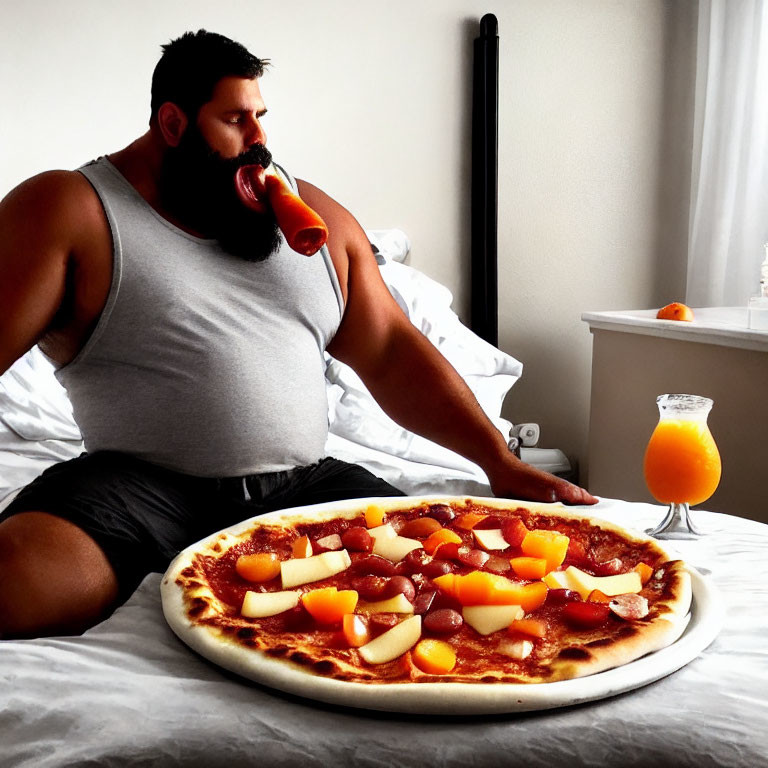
[[3, 228, 766, 767]]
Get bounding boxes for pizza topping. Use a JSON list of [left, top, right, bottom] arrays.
[[423, 528, 463, 555], [472, 528, 510, 551], [291, 535, 313, 559], [608, 593, 650, 621], [501, 518, 529, 547], [508, 618, 547, 639], [351, 575, 388, 601], [426, 503, 456, 524], [454, 512, 487, 530], [509, 556, 548, 580], [241, 589, 300, 618], [417, 557, 455, 579], [342, 613, 370, 647], [280, 549, 352, 588], [358, 615, 422, 664], [340, 526, 373, 552], [633, 562, 654, 585], [413, 638, 457, 674], [516, 581, 549, 612], [312, 534, 343, 553], [398, 517, 443, 539], [520, 529, 570, 573], [350, 554, 398, 577], [562, 601, 611, 629], [236, 552, 282, 583], [484, 554, 512, 575], [591, 558, 624, 576], [455, 546, 490, 569], [381, 575, 416, 602], [543, 565, 642, 601], [364, 505, 386, 528], [371, 534, 423, 563], [462, 604, 524, 635], [498, 638, 534, 660], [358, 593, 415, 615], [422, 608, 463, 635], [545, 588, 581, 605], [302, 587, 359, 624], [412, 589, 437, 615], [368, 523, 397, 542]]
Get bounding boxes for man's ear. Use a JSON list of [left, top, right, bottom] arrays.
[[157, 102, 188, 147]]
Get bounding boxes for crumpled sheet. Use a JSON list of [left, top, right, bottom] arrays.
[[1, 499, 766, 768]]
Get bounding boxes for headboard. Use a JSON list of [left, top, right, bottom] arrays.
[[470, 13, 499, 347]]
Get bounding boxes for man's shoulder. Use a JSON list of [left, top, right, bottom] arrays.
[[1, 167, 102, 225]]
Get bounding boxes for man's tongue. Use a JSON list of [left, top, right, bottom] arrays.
[[234, 164, 268, 212]]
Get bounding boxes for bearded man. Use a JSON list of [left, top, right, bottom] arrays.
[[0, 30, 595, 639]]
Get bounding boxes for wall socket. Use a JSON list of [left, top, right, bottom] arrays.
[[509, 423, 541, 448]]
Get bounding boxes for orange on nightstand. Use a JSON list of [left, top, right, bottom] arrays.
[[656, 302, 694, 321]]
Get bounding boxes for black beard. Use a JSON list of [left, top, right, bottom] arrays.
[[159, 127, 282, 262]]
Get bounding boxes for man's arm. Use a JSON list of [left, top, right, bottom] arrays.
[[0, 172, 80, 374], [298, 180, 596, 505]]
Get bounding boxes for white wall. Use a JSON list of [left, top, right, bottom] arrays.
[[0, 0, 697, 485]]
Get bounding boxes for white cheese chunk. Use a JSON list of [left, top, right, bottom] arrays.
[[241, 590, 300, 618], [358, 615, 422, 665]]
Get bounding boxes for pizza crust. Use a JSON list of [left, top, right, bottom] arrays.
[[161, 495, 693, 694]]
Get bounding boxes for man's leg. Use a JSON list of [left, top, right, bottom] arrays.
[[0, 452, 214, 639], [0, 511, 119, 638]]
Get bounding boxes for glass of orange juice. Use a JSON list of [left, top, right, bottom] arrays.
[[643, 394, 721, 538]]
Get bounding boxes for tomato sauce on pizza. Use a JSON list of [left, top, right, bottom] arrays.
[[168, 498, 691, 685]]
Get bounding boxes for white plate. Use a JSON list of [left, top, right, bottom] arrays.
[[162, 497, 724, 715]]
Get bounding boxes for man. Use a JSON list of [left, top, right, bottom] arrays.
[[0, 31, 596, 639]]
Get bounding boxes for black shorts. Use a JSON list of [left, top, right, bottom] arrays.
[[1, 452, 404, 602]]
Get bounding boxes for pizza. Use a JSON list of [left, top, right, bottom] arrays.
[[161, 496, 692, 693]]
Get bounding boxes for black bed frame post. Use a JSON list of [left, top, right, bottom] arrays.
[[470, 13, 499, 347]]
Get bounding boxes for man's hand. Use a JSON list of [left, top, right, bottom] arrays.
[[486, 452, 598, 505]]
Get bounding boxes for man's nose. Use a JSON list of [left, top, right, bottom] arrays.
[[246, 116, 266, 148]]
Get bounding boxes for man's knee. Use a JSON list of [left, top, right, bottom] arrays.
[[0, 511, 119, 639]]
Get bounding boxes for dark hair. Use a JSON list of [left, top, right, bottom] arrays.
[[150, 30, 268, 120]]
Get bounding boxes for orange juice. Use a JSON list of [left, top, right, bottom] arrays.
[[643, 418, 721, 505]]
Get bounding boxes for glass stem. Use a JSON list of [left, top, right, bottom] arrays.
[[645, 502, 702, 538]]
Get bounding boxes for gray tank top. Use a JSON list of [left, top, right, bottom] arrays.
[[57, 157, 343, 477]]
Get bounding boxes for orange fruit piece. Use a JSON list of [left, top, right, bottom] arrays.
[[520, 530, 570, 573], [412, 639, 457, 674], [515, 581, 549, 612], [633, 562, 654, 585], [433, 572, 458, 598], [301, 587, 358, 625], [364, 505, 386, 528], [236, 552, 281, 582], [456, 571, 521, 606], [423, 528, 463, 555], [587, 589, 612, 603], [508, 618, 547, 638], [342, 613, 370, 647], [291, 535, 312, 559], [656, 302, 694, 321], [509, 556, 548, 580], [454, 513, 487, 530]]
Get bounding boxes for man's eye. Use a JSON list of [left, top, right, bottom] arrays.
[[227, 117, 242, 125]]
